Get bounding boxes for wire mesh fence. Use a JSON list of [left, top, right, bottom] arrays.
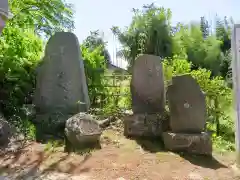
[[88, 72, 132, 110]]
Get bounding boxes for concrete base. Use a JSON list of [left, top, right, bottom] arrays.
[[163, 132, 212, 155]]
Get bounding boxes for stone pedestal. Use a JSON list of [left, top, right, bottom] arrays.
[[163, 132, 212, 155], [124, 114, 169, 138]]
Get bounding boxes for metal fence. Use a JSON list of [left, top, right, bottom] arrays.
[[88, 72, 132, 110]]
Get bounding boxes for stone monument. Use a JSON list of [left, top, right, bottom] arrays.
[[124, 54, 168, 138], [34, 32, 90, 141], [130, 54, 165, 114], [163, 75, 212, 155], [167, 75, 206, 133]]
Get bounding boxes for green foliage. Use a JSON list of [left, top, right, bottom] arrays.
[[213, 136, 235, 152], [83, 30, 111, 65], [0, 0, 75, 138], [113, 3, 233, 79], [200, 16, 210, 38], [0, 26, 43, 116], [9, 0, 75, 37], [44, 139, 64, 152], [119, 85, 131, 110], [112, 3, 173, 69], [18, 118, 36, 140], [81, 43, 107, 105], [173, 24, 223, 76]]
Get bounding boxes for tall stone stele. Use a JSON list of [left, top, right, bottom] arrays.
[[163, 75, 212, 155], [130, 54, 165, 114], [167, 75, 206, 133], [34, 32, 90, 141], [124, 54, 168, 138]]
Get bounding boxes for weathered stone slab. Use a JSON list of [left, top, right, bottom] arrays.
[[124, 113, 169, 138], [130, 54, 165, 114], [34, 32, 90, 114], [163, 132, 212, 155], [34, 32, 90, 140], [167, 75, 206, 133], [65, 113, 102, 152]]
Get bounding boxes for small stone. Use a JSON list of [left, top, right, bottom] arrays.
[[65, 112, 102, 151], [116, 177, 126, 180], [188, 172, 203, 180]]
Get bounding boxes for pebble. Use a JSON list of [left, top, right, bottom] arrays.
[[188, 172, 203, 180]]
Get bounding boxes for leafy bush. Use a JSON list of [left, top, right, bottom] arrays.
[[112, 3, 173, 70], [0, 26, 43, 117], [81, 44, 107, 106], [98, 76, 131, 116]]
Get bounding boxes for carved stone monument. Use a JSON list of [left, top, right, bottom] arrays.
[[163, 75, 212, 155], [124, 54, 168, 138], [34, 32, 90, 141], [167, 75, 206, 133], [130, 54, 165, 114]]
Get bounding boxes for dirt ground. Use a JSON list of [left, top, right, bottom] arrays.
[[0, 129, 240, 180]]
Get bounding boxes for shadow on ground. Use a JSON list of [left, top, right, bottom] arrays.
[[129, 136, 227, 170], [179, 153, 227, 169], [130, 137, 165, 153], [0, 143, 93, 179]]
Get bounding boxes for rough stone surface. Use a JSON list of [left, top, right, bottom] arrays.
[[167, 75, 207, 133], [163, 132, 212, 155], [34, 32, 90, 140], [130, 54, 165, 114], [65, 113, 102, 151], [34, 32, 90, 114], [34, 113, 72, 142], [124, 113, 169, 138], [0, 114, 12, 147]]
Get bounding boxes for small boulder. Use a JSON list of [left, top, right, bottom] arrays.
[[65, 113, 102, 151], [188, 172, 204, 180]]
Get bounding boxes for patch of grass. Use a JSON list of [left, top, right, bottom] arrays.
[[74, 148, 94, 156], [101, 129, 139, 150], [213, 136, 235, 153], [210, 107, 235, 153], [23, 119, 36, 140], [44, 140, 64, 152]]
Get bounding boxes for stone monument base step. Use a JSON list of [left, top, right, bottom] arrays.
[[124, 114, 169, 138], [163, 131, 212, 155]]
